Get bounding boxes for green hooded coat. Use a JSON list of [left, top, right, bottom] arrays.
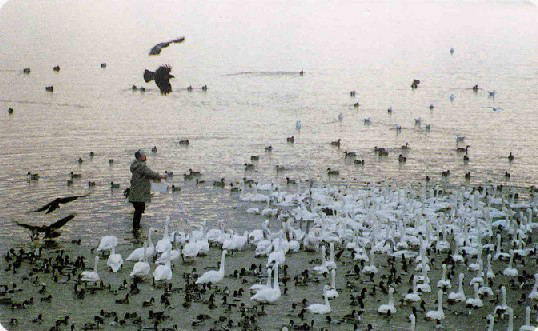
[[128, 159, 161, 203]]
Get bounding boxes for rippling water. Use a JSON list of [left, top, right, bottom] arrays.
[[0, 0, 537, 250]]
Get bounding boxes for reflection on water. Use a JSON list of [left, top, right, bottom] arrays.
[[0, 0, 537, 250]]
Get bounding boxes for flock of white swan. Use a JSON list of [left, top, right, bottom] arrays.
[[75, 180, 538, 330]]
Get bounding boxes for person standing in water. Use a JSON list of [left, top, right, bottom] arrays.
[[128, 149, 166, 235]]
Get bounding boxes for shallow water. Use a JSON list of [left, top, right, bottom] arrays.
[[1, 0, 538, 250]]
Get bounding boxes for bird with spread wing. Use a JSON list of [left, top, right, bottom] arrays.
[[144, 65, 174, 95], [17, 214, 76, 240], [34, 194, 90, 214], [149, 36, 185, 56]]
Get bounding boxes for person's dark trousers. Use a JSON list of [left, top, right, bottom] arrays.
[[131, 202, 146, 233]]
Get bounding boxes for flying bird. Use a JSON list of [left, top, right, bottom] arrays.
[[144, 65, 174, 95], [149, 36, 185, 56], [34, 194, 89, 214], [17, 214, 76, 240]]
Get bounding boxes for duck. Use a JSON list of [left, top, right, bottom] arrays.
[[81, 256, 100, 282], [126, 228, 156, 261], [251, 263, 281, 303], [179, 139, 190, 145], [130, 242, 151, 278], [265, 145, 273, 152], [196, 250, 227, 284], [287, 136, 295, 144], [97, 236, 118, 252], [107, 247, 123, 273], [306, 295, 330, 314], [363, 118, 371, 125], [8, 107, 13, 114], [330, 139, 341, 147], [398, 154, 407, 163], [425, 290, 445, 321], [53, 65, 60, 72], [151, 146, 158, 153], [45, 86, 54, 92], [101, 63, 107, 68], [508, 152, 514, 161], [377, 287, 396, 315], [110, 182, 120, 189], [326, 168, 339, 176]]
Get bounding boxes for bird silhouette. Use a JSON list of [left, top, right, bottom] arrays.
[[34, 194, 89, 214], [149, 37, 185, 56], [17, 214, 76, 239], [144, 65, 174, 95]]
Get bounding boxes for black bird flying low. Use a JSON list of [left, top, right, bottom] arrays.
[[34, 194, 89, 214], [144, 65, 174, 95], [17, 214, 76, 240], [149, 36, 185, 56]]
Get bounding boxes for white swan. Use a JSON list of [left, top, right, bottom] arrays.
[[405, 277, 421, 303], [377, 287, 396, 315], [447, 273, 466, 302], [153, 248, 172, 281], [306, 295, 331, 314], [155, 217, 172, 254], [251, 263, 281, 303], [196, 250, 227, 285], [436, 264, 451, 288], [313, 245, 329, 274], [107, 246, 123, 273], [494, 286, 508, 314], [502, 250, 519, 277], [96, 235, 118, 252], [362, 249, 378, 275], [426, 290, 445, 321], [323, 269, 338, 299], [486, 314, 494, 331], [519, 306, 535, 331], [409, 313, 416, 331], [465, 283, 483, 308], [126, 228, 156, 261], [130, 242, 150, 278], [81, 256, 100, 282], [250, 268, 272, 293]]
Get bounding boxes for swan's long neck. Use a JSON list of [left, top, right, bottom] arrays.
[[330, 269, 336, 288], [266, 269, 272, 286], [273, 264, 279, 290], [437, 290, 443, 313], [473, 283, 479, 299], [525, 306, 530, 325], [321, 246, 326, 262], [324, 294, 330, 307], [219, 251, 226, 273], [507, 308, 513, 331], [148, 228, 154, 247], [388, 288, 394, 306], [111, 247, 116, 256], [93, 257, 99, 272], [329, 243, 335, 262], [410, 314, 416, 331], [496, 234, 501, 253], [143, 242, 148, 263], [501, 287, 507, 305], [458, 274, 464, 292], [412, 277, 417, 292], [441, 265, 446, 281]]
